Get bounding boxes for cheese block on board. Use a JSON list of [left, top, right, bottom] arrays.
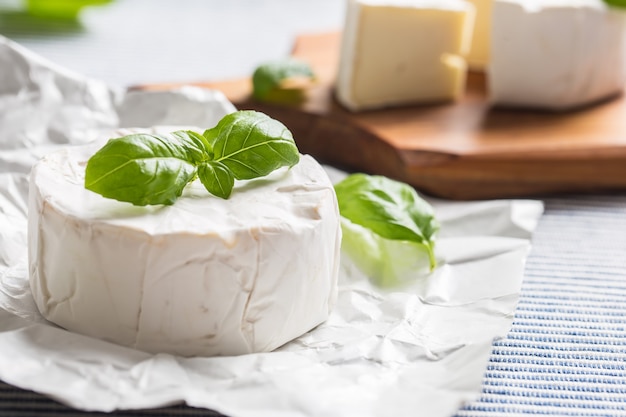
[[28, 132, 342, 357], [489, 0, 626, 110], [464, 0, 492, 70], [336, 0, 475, 111]]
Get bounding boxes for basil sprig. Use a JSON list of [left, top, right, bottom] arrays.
[[604, 0, 626, 8], [334, 174, 439, 273], [84, 110, 300, 205], [252, 58, 315, 104]]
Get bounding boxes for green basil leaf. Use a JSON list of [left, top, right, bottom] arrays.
[[198, 161, 235, 199], [85, 133, 197, 206], [340, 217, 434, 288], [85, 111, 301, 205], [27, 0, 113, 19], [205, 110, 300, 180], [604, 0, 626, 8], [171, 130, 212, 163], [202, 125, 218, 148], [252, 58, 315, 102], [334, 174, 439, 271], [261, 88, 308, 105]]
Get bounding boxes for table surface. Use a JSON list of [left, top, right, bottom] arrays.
[[2, 1, 626, 416]]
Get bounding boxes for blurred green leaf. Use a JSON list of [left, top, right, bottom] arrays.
[[26, 0, 113, 19], [604, 0, 626, 8], [252, 58, 315, 104]]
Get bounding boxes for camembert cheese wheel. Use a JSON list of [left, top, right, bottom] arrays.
[[28, 132, 341, 357], [489, 0, 626, 110]]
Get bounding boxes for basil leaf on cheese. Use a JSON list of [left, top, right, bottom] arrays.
[[85, 111, 300, 205], [334, 174, 439, 284], [198, 161, 235, 199], [85, 133, 197, 206], [171, 130, 212, 163], [204, 110, 300, 180]]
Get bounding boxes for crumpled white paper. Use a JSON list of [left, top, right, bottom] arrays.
[[0, 34, 544, 416]]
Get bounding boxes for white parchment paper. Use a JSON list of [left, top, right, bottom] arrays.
[[0, 35, 544, 416]]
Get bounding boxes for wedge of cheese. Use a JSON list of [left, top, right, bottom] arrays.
[[28, 131, 342, 357], [489, 0, 626, 110], [336, 0, 475, 111], [464, 0, 492, 70]]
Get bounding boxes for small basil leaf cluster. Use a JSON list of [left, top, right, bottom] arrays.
[[84, 110, 300, 206]]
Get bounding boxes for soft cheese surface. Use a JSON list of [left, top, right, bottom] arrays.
[[464, 0, 492, 70], [28, 140, 341, 357], [489, 0, 626, 110], [336, 0, 475, 111]]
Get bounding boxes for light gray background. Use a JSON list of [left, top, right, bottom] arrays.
[[0, 0, 345, 87]]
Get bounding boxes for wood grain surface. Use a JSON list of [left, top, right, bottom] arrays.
[[141, 32, 626, 199]]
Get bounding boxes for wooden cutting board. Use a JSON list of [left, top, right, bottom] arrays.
[[141, 32, 626, 199]]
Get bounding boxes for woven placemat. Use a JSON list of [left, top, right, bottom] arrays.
[[459, 195, 626, 416]]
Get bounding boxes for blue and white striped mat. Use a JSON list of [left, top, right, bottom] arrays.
[[460, 196, 626, 417]]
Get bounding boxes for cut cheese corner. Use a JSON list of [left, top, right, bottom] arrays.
[[463, 0, 492, 70], [441, 53, 469, 99]]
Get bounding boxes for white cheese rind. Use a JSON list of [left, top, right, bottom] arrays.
[[28, 137, 341, 357], [489, 0, 626, 110], [336, 0, 475, 111]]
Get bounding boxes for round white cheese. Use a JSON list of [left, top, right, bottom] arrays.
[[27, 135, 341, 357], [489, 0, 626, 110]]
